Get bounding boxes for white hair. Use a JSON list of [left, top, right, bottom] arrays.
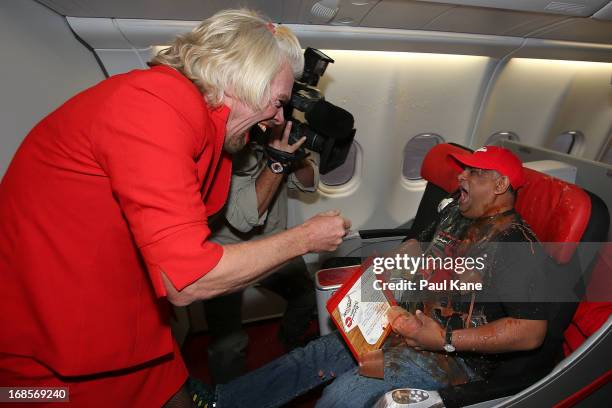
[[150, 9, 304, 110]]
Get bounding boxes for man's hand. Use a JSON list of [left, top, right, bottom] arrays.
[[268, 121, 305, 153], [171, 209, 351, 303], [298, 209, 351, 252], [387, 306, 445, 351]]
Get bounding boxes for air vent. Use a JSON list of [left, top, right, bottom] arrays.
[[311, 0, 339, 21], [545, 1, 587, 14]]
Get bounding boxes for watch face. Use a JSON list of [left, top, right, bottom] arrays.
[[270, 161, 284, 174]]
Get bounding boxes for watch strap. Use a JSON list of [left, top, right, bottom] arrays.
[[443, 324, 455, 353]]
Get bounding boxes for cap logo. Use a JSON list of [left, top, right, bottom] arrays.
[[476, 147, 488, 153]]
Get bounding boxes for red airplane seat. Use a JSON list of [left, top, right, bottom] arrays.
[[420, 142, 465, 193], [515, 168, 591, 264], [563, 245, 612, 356], [513, 171, 610, 360]]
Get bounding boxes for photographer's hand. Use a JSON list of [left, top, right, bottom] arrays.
[[268, 121, 306, 153], [255, 122, 305, 216]]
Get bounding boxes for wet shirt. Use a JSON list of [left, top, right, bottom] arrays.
[[414, 198, 552, 377], [0, 66, 232, 376]]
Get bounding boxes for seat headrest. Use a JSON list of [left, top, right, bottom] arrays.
[[421, 143, 468, 193], [515, 168, 591, 264]]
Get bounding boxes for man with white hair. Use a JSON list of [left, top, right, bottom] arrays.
[[0, 9, 349, 407]]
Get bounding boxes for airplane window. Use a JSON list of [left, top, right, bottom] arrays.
[[402, 133, 444, 180], [550, 130, 583, 154], [320, 141, 359, 186], [485, 131, 519, 146]]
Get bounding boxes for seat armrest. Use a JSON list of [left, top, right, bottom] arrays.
[[438, 372, 544, 408], [358, 228, 412, 240]]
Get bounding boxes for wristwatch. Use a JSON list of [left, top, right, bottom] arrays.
[[443, 325, 455, 353], [267, 159, 286, 174]]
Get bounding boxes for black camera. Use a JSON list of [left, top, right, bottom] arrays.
[[253, 48, 356, 174]]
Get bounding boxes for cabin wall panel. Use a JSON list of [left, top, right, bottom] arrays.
[[288, 50, 496, 234], [474, 58, 612, 160], [546, 64, 612, 159], [0, 0, 104, 177]]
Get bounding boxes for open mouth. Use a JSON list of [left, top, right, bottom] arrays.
[[459, 185, 469, 204], [257, 123, 267, 132]]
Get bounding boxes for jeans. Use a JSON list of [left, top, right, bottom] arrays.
[[216, 333, 476, 408]]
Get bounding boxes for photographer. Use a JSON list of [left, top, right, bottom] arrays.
[[0, 9, 349, 407], [205, 121, 319, 384], [203, 48, 356, 384]]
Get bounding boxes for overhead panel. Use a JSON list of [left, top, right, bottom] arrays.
[[275, 0, 319, 24], [592, 1, 612, 20], [328, 0, 380, 26], [289, 24, 521, 57], [37, 0, 311, 21], [51, 0, 612, 60], [114, 19, 197, 48], [36, 0, 612, 43], [415, 0, 609, 17], [423, 7, 569, 37], [528, 17, 612, 43], [35, 0, 93, 16], [37, 0, 211, 19], [360, 0, 454, 30], [511, 37, 612, 62]]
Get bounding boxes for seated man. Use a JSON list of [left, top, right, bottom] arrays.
[[196, 146, 560, 408]]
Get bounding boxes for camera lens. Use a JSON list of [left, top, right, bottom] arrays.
[[289, 121, 326, 152]]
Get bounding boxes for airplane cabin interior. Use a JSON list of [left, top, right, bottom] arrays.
[[1, 0, 611, 407]]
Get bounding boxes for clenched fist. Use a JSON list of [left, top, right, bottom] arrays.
[[299, 209, 351, 253]]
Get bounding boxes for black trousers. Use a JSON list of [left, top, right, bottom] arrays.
[[203, 256, 316, 384]]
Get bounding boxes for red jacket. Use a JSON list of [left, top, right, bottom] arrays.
[[0, 66, 232, 376]]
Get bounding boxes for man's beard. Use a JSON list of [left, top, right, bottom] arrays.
[[223, 132, 248, 154]]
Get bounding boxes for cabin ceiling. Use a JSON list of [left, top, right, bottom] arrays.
[[36, 0, 612, 45]]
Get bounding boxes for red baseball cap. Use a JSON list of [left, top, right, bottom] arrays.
[[448, 146, 525, 189]]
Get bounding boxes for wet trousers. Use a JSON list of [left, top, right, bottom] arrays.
[[215, 332, 475, 408]]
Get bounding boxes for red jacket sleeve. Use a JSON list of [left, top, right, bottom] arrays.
[[91, 82, 223, 297]]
